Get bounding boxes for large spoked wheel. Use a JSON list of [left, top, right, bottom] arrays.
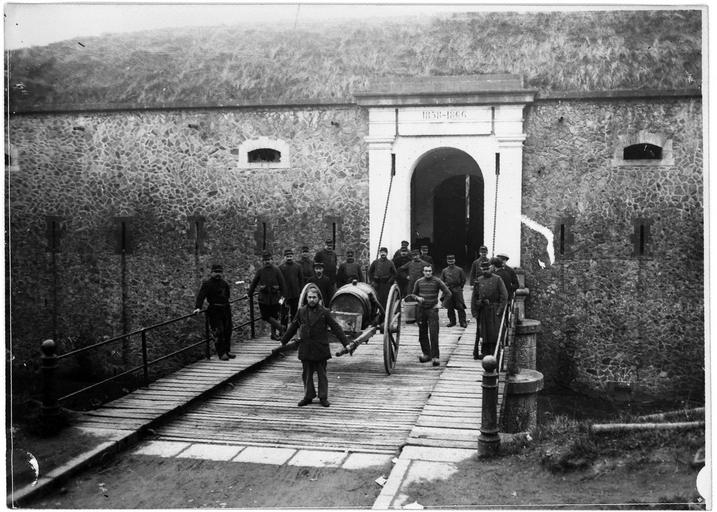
[[299, 283, 324, 307], [383, 283, 402, 375]]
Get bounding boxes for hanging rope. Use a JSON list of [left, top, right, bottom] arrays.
[[492, 153, 500, 256], [376, 155, 395, 260]]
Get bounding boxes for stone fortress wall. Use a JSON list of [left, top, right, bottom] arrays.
[[7, 95, 704, 401]]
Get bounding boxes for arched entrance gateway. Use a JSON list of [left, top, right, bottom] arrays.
[[356, 74, 536, 268]]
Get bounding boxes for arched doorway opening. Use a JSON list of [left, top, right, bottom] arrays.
[[411, 148, 484, 269]]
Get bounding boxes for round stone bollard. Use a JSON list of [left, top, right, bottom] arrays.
[[513, 319, 541, 372], [502, 369, 544, 433]]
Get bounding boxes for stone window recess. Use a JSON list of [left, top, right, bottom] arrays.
[[612, 131, 674, 167], [5, 143, 20, 172], [554, 217, 575, 260], [238, 137, 290, 169], [631, 218, 652, 258]]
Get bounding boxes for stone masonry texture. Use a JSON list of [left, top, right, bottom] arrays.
[[6, 97, 704, 402], [520, 98, 703, 401]]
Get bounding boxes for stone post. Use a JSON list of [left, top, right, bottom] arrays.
[[478, 355, 500, 457], [513, 268, 528, 322]]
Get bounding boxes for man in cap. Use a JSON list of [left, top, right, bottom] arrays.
[[392, 240, 410, 261], [314, 239, 338, 286], [399, 249, 429, 297], [280, 285, 351, 407], [492, 256, 519, 300], [440, 254, 467, 328], [337, 249, 364, 287], [468, 245, 490, 285], [392, 245, 412, 297], [409, 264, 451, 366], [298, 245, 315, 283], [280, 248, 303, 328], [308, 262, 335, 305], [193, 263, 235, 360], [495, 253, 520, 299], [419, 244, 434, 271], [368, 247, 398, 307], [471, 260, 508, 359], [248, 251, 287, 341]]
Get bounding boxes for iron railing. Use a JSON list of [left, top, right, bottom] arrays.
[[40, 294, 258, 410]]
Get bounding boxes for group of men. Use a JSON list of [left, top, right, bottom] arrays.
[[193, 239, 520, 406]]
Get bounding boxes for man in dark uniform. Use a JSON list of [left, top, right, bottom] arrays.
[[392, 246, 412, 297], [337, 249, 364, 287], [440, 254, 467, 328], [279, 248, 303, 328], [314, 239, 338, 286], [248, 251, 287, 341], [419, 244, 434, 271], [495, 252, 520, 299], [399, 249, 429, 297], [368, 247, 397, 308], [193, 263, 235, 361], [308, 262, 335, 305], [469, 245, 490, 285], [280, 286, 351, 407], [492, 256, 519, 300], [471, 260, 508, 359], [392, 240, 410, 261], [410, 265, 451, 366], [298, 245, 315, 284]]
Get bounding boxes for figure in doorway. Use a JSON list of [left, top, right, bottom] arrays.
[[471, 260, 508, 359], [440, 254, 467, 328], [248, 251, 287, 341]]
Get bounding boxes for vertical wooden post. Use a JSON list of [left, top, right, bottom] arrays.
[[204, 314, 211, 359], [40, 339, 61, 431], [478, 355, 501, 457]]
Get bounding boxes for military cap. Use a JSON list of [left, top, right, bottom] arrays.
[[301, 246, 309, 252], [400, 240, 409, 246], [480, 260, 491, 270], [420, 244, 428, 250], [410, 249, 420, 256], [490, 257, 503, 267], [325, 238, 333, 245], [211, 263, 223, 272], [446, 254, 455, 260], [284, 249, 294, 256], [379, 247, 388, 253], [496, 253, 509, 261], [313, 261, 324, 269], [479, 245, 488, 251], [261, 251, 272, 260]]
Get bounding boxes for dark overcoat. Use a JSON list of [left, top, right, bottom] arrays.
[[283, 304, 349, 361]]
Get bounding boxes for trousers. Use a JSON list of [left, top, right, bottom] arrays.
[[417, 307, 440, 358], [301, 359, 328, 401], [207, 304, 232, 356]]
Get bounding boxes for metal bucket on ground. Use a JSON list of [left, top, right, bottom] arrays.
[[402, 298, 418, 324]]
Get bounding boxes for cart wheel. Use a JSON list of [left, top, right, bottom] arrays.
[[299, 283, 324, 307], [383, 283, 402, 374]]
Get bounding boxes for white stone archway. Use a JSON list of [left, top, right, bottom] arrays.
[[356, 75, 535, 265]]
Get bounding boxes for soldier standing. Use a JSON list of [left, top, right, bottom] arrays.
[[410, 265, 451, 366], [392, 240, 410, 261], [471, 260, 508, 359], [314, 239, 338, 286], [368, 247, 397, 307], [495, 252, 520, 299], [337, 249, 364, 287], [308, 262, 335, 305], [280, 286, 351, 407], [419, 244, 434, 271], [248, 251, 287, 341], [193, 263, 235, 361], [440, 254, 467, 328], [279, 248, 303, 327], [468, 245, 490, 285], [298, 245, 315, 284], [399, 249, 429, 296], [392, 246, 412, 297]]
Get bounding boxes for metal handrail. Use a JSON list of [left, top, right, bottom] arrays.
[[41, 293, 258, 411]]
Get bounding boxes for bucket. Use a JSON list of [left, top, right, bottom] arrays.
[[402, 299, 419, 324]]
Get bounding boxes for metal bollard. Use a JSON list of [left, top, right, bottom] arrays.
[[40, 339, 61, 432], [478, 355, 500, 457]]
